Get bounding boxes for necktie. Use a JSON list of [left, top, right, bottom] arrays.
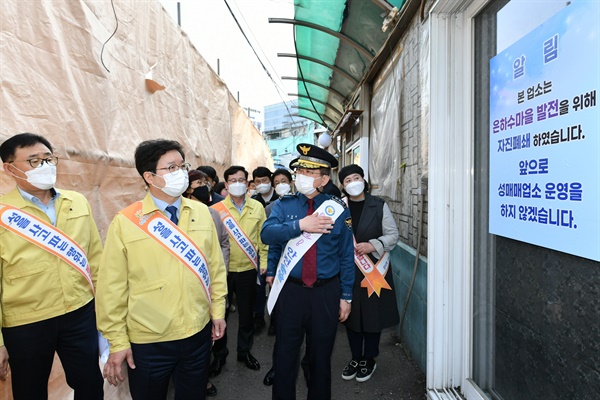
[[302, 199, 317, 287], [165, 205, 179, 225]]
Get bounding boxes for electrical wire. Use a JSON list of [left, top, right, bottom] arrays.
[[223, 0, 298, 125], [100, 0, 119, 73], [230, 0, 289, 92]]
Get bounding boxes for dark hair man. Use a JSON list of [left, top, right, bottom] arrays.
[[0, 133, 104, 398], [96, 139, 227, 399], [209, 165, 268, 372], [261, 143, 355, 399], [251, 166, 277, 207], [197, 165, 225, 205]]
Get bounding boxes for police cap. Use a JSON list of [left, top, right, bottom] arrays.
[[289, 143, 338, 170]]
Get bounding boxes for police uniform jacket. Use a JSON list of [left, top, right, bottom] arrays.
[[261, 192, 355, 300], [346, 193, 400, 333], [96, 193, 227, 353], [0, 187, 102, 345]]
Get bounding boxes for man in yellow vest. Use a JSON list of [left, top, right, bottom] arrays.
[[96, 139, 227, 399], [210, 165, 268, 371], [0, 133, 104, 398]]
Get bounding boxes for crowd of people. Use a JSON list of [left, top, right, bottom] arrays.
[[0, 132, 400, 400]]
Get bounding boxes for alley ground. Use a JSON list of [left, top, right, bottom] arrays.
[[202, 308, 426, 400]]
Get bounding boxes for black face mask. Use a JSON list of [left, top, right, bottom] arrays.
[[192, 185, 211, 203]]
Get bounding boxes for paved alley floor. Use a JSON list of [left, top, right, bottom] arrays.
[[206, 311, 426, 400]]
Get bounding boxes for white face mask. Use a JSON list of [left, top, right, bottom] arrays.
[[275, 183, 291, 197], [345, 181, 365, 197], [153, 169, 189, 197], [14, 163, 57, 190], [228, 182, 248, 197], [256, 182, 272, 194], [295, 174, 317, 196], [248, 189, 258, 197]]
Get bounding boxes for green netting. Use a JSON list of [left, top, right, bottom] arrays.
[[293, 0, 407, 127], [294, 1, 345, 125], [388, 0, 406, 9]]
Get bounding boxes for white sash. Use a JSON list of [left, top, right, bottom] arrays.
[[0, 203, 94, 291], [267, 199, 345, 314]]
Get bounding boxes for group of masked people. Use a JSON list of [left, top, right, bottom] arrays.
[[0, 133, 399, 400]]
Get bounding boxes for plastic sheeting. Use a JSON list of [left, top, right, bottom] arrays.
[[0, 0, 273, 237], [370, 50, 403, 198]]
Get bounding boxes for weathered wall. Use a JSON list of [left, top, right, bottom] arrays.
[[373, 11, 428, 258], [370, 10, 429, 373], [0, 0, 273, 237]]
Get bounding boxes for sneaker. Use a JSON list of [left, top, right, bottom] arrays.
[[341, 359, 360, 380], [356, 359, 377, 382]]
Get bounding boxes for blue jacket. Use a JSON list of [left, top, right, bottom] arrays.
[[261, 192, 355, 300]]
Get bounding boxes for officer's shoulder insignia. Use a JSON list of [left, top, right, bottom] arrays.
[[280, 194, 296, 201], [331, 196, 347, 208], [345, 217, 352, 230]]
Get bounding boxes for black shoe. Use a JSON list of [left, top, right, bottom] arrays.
[[209, 357, 226, 377], [263, 367, 275, 386], [356, 358, 377, 382], [341, 358, 360, 380], [254, 316, 266, 335], [207, 382, 217, 397], [237, 353, 260, 370]]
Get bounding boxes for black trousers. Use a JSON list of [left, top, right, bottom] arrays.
[[2, 300, 103, 400], [128, 322, 212, 400], [254, 272, 267, 317], [346, 328, 382, 360], [273, 278, 340, 400], [228, 269, 256, 356]]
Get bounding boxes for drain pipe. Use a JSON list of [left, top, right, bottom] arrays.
[[398, 173, 427, 345]]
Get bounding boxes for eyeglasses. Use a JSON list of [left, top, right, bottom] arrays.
[[227, 178, 247, 184], [10, 156, 59, 169], [156, 163, 191, 174]]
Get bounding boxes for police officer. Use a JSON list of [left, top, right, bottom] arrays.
[[262, 143, 354, 400]]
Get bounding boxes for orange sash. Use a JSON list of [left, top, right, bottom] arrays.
[[0, 203, 94, 291], [353, 237, 392, 297], [342, 198, 392, 297], [211, 201, 259, 269], [120, 202, 211, 303]]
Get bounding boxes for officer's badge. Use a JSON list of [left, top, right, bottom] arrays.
[[299, 144, 311, 155], [345, 217, 352, 231]]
